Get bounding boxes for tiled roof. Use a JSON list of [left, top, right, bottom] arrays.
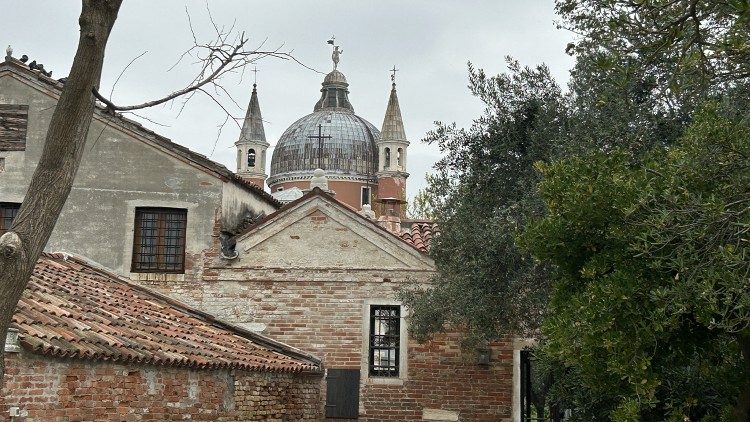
[[398, 222, 439, 253], [0, 58, 281, 208], [12, 253, 320, 373]]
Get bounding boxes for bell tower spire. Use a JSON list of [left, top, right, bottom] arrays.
[[236, 69, 269, 188], [376, 67, 410, 218]]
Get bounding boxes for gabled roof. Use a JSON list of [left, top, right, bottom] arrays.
[[12, 253, 321, 373], [234, 187, 433, 256], [0, 57, 281, 208]]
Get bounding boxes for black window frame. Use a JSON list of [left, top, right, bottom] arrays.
[[131, 207, 187, 274], [361, 186, 371, 206], [0, 202, 21, 236], [368, 305, 401, 377]]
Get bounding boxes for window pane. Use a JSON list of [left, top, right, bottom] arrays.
[[132, 208, 186, 273], [369, 305, 400, 377], [0, 203, 21, 235]]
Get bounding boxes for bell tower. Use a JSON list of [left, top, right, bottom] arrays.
[[375, 67, 409, 218], [236, 77, 269, 188]]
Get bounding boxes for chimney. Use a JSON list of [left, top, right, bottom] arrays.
[[377, 209, 401, 234]]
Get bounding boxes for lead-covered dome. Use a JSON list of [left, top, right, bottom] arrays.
[[269, 69, 380, 184]]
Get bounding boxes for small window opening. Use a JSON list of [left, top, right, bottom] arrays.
[[247, 149, 256, 168], [277, 187, 284, 192], [397, 148, 403, 167], [0, 202, 21, 236], [236, 149, 242, 170], [131, 208, 187, 274], [384, 147, 391, 169], [361, 186, 371, 206], [369, 305, 400, 377]]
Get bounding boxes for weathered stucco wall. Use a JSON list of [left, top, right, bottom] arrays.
[[221, 180, 276, 232], [0, 67, 273, 279]]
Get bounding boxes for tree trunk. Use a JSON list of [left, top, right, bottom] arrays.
[[734, 331, 750, 421], [0, 0, 121, 383]]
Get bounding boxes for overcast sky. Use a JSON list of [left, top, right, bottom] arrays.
[[2, 1, 574, 199]]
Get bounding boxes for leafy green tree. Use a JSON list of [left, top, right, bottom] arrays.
[[399, 59, 565, 341], [557, 0, 750, 108], [523, 104, 749, 420], [406, 175, 441, 220], [404, 2, 750, 418]]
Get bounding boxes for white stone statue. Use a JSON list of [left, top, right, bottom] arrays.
[[332, 46, 343, 70]]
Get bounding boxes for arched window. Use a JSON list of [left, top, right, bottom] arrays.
[[237, 149, 242, 170], [397, 148, 403, 167], [247, 149, 256, 168], [384, 147, 391, 169]]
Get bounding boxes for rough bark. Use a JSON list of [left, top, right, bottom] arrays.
[[0, 0, 122, 382]]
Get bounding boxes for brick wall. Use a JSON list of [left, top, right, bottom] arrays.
[[1, 352, 321, 421], [150, 277, 513, 421]]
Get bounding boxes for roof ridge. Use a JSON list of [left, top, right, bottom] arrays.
[[0, 58, 280, 208]]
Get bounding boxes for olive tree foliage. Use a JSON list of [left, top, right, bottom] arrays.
[[402, 0, 750, 419], [523, 104, 749, 421], [558, 0, 750, 106], [399, 59, 565, 342], [406, 174, 441, 221]]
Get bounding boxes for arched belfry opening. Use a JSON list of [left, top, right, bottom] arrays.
[[248, 149, 256, 168]]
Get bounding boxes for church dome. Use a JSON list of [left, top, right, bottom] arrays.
[[268, 69, 381, 184], [324, 69, 347, 84]]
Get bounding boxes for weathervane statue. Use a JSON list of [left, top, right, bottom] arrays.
[[327, 35, 342, 70]]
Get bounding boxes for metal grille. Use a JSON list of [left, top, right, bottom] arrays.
[[0, 203, 20, 235], [369, 305, 400, 377], [132, 208, 187, 273]]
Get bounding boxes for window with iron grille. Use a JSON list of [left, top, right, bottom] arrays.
[[368, 305, 400, 377], [131, 208, 187, 273], [0, 203, 21, 236]]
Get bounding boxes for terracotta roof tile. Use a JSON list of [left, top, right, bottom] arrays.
[[12, 253, 321, 374], [398, 222, 439, 253]]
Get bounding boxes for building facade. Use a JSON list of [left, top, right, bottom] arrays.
[[0, 57, 279, 281], [146, 189, 514, 421], [1, 49, 524, 421], [2, 253, 322, 421]]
